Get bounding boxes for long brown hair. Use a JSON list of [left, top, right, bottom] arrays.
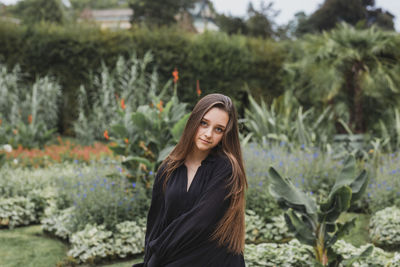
[[158, 93, 248, 255]]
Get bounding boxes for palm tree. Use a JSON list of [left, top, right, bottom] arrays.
[[286, 23, 400, 133]]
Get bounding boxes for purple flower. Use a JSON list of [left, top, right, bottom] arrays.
[[132, 182, 136, 188]]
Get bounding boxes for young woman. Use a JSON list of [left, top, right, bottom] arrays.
[[133, 93, 247, 267]]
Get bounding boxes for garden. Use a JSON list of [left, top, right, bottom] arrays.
[[1, 13, 400, 267]]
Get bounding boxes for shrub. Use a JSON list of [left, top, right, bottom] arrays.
[[333, 240, 399, 267], [41, 206, 75, 240], [364, 152, 400, 213], [369, 206, 400, 249], [245, 210, 291, 243], [0, 22, 286, 132], [0, 64, 60, 148], [244, 239, 314, 266], [67, 220, 146, 263], [68, 223, 114, 263], [243, 142, 341, 221], [74, 52, 166, 144], [0, 196, 37, 228]]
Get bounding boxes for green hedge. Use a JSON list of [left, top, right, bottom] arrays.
[[0, 22, 285, 134]]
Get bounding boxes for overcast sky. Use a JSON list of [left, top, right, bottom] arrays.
[[1, 0, 399, 31]]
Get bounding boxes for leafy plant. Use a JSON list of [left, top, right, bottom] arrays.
[[0, 196, 37, 228], [286, 23, 400, 133], [109, 92, 189, 179], [369, 206, 400, 249], [244, 239, 314, 266], [243, 90, 334, 148], [41, 206, 75, 240], [0, 64, 60, 148], [245, 210, 292, 244], [74, 52, 166, 144], [67, 220, 146, 263], [332, 240, 399, 267], [268, 155, 370, 266]]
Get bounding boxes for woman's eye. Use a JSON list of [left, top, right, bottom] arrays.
[[215, 127, 223, 133], [200, 121, 207, 126]]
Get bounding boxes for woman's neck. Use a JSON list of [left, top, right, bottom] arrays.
[[185, 148, 210, 166]]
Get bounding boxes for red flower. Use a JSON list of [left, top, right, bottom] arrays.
[[103, 130, 109, 140], [172, 68, 179, 83], [28, 114, 33, 124], [196, 80, 202, 97], [156, 100, 164, 112], [120, 98, 126, 110], [124, 138, 129, 144]]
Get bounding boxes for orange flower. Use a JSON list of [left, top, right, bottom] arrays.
[[124, 138, 129, 144], [196, 80, 202, 96], [172, 68, 179, 83], [120, 98, 126, 110], [103, 130, 109, 140], [0, 118, 2, 126], [28, 114, 33, 124], [13, 129, 18, 135], [156, 100, 164, 112]]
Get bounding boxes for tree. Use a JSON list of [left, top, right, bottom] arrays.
[[295, 0, 395, 35], [286, 23, 400, 133], [215, 1, 279, 39], [129, 0, 196, 27], [215, 14, 248, 35], [12, 0, 66, 25], [246, 1, 277, 39]]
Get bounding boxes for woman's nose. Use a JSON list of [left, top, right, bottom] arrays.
[[204, 128, 212, 138]]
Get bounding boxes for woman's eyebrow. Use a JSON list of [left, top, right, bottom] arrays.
[[202, 118, 226, 128]]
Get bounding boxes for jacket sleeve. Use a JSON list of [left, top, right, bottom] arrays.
[[147, 157, 233, 265]]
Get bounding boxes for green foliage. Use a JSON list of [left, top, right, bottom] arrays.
[[215, 1, 283, 39], [109, 92, 189, 177], [286, 23, 400, 133], [245, 210, 292, 243], [295, 0, 395, 35], [0, 64, 61, 148], [67, 220, 146, 263], [244, 239, 314, 266], [333, 240, 399, 267], [0, 196, 37, 228], [68, 223, 114, 263], [12, 0, 67, 25], [112, 220, 146, 257], [0, 22, 285, 132], [243, 91, 334, 147], [54, 163, 150, 233], [364, 151, 400, 213], [129, 0, 196, 27], [369, 206, 400, 249], [74, 52, 163, 144], [41, 207, 75, 240], [268, 155, 369, 265], [243, 142, 342, 221]]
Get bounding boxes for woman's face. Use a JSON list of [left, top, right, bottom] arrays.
[[193, 107, 229, 153]]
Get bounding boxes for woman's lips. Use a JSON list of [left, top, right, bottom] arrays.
[[200, 138, 211, 144]]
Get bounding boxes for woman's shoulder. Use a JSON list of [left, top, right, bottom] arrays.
[[207, 153, 232, 178]]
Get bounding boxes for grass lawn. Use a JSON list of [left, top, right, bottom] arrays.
[[0, 225, 143, 267]]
